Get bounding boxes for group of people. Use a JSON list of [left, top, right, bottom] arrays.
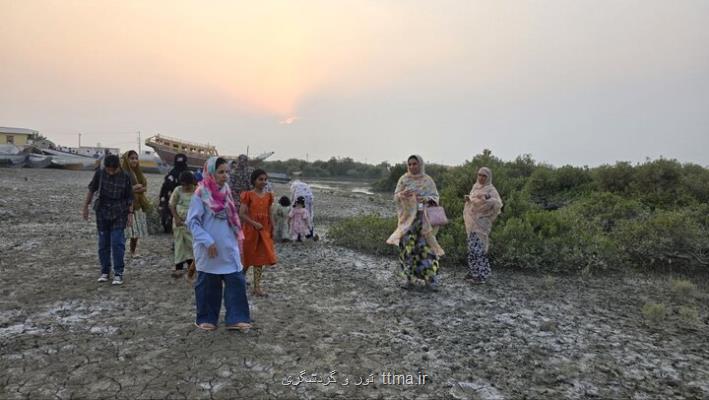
[[82, 151, 502, 331], [386, 155, 503, 289], [82, 152, 318, 331]]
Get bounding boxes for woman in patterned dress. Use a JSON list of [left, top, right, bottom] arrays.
[[386, 155, 445, 290]]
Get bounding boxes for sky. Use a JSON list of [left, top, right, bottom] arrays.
[[2, 0, 708, 166]]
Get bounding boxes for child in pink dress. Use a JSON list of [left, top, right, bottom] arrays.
[[289, 196, 311, 242]]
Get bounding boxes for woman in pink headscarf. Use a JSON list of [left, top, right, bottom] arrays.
[[186, 157, 251, 331]]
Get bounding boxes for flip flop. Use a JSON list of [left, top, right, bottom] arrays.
[[226, 322, 252, 332], [194, 322, 217, 331]]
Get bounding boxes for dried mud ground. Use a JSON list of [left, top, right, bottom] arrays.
[[1, 168, 708, 400]]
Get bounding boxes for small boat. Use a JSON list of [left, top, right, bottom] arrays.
[[39, 148, 100, 170], [139, 149, 170, 174], [0, 144, 28, 168], [50, 157, 99, 170], [267, 172, 291, 183], [16, 145, 53, 168], [27, 154, 52, 168]]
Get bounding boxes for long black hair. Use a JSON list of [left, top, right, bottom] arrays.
[[179, 171, 196, 186], [250, 168, 267, 185], [279, 196, 291, 207], [215, 157, 228, 170]]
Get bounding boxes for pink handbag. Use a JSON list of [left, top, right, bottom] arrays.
[[425, 205, 449, 227]]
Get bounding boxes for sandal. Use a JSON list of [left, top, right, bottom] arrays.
[[226, 322, 252, 332], [194, 322, 217, 331]]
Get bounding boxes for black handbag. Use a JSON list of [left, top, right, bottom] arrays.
[[92, 170, 103, 212]]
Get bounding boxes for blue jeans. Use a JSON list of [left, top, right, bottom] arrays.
[[98, 228, 125, 276], [195, 271, 251, 325]]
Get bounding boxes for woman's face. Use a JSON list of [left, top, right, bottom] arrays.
[[215, 163, 229, 186], [254, 174, 268, 189], [477, 173, 488, 185], [128, 153, 139, 168], [407, 158, 421, 175]]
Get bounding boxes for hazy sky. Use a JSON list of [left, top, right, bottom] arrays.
[[2, 0, 708, 166]]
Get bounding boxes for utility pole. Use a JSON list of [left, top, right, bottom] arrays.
[[78, 133, 82, 148], [137, 131, 141, 153], [247, 145, 249, 158]]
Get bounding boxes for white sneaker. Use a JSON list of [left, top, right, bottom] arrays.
[[97, 274, 109, 282], [112, 275, 124, 285]]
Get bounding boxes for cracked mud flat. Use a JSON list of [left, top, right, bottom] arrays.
[[1, 168, 708, 399]]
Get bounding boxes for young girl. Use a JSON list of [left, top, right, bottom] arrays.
[[239, 169, 277, 297], [289, 196, 311, 242], [273, 195, 291, 243], [169, 171, 196, 278]]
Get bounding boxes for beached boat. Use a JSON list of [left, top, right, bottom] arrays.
[[0, 153, 27, 168], [15, 145, 54, 168], [0, 144, 28, 168], [145, 134, 217, 170], [39, 148, 100, 170], [267, 172, 291, 183], [139, 149, 170, 174], [145, 134, 276, 169], [27, 154, 53, 168]]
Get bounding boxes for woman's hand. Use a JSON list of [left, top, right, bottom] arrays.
[[127, 214, 133, 228], [82, 205, 89, 221], [253, 222, 263, 230], [208, 244, 218, 258], [400, 189, 415, 198], [175, 217, 184, 227]]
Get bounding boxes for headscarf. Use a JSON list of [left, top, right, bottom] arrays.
[[195, 156, 244, 243], [174, 153, 188, 170], [229, 154, 254, 201], [167, 153, 188, 184], [463, 167, 503, 252], [406, 154, 426, 176], [159, 153, 188, 204], [120, 151, 150, 211], [386, 155, 444, 256], [290, 180, 313, 201]]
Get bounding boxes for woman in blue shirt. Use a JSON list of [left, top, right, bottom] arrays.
[[186, 157, 251, 332]]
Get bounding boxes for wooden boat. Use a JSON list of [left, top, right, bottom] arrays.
[[145, 134, 276, 170], [145, 134, 217, 170]]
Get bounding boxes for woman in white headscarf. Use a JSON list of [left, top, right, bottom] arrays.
[[386, 155, 444, 290], [463, 167, 502, 283]]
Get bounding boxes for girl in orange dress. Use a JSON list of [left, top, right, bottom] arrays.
[[239, 169, 277, 297]]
